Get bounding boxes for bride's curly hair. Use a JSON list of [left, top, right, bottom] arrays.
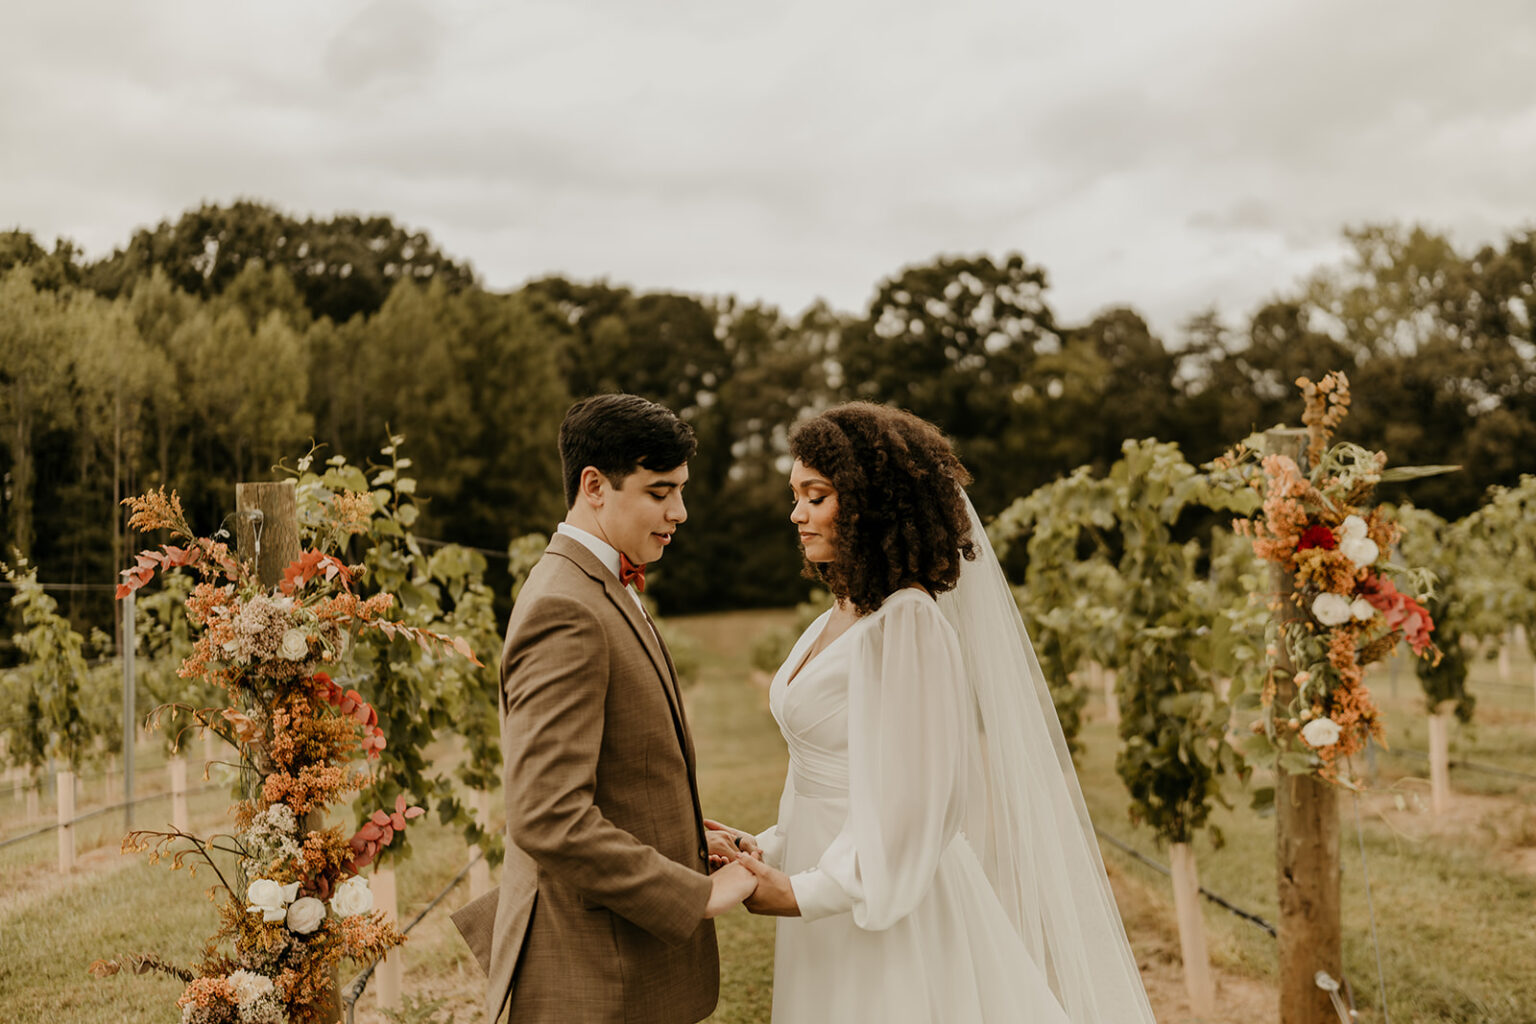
[[789, 403, 976, 616]]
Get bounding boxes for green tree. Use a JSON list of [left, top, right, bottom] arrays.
[[0, 231, 82, 290], [1298, 225, 1534, 515], [835, 253, 1059, 512], [0, 269, 75, 560], [64, 292, 171, 607], [84, 200, 475, 324]]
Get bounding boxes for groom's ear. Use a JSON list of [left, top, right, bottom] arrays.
[[577, 466, 609, 508]]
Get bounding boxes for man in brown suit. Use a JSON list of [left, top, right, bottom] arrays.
[[454, 394, 756, 1023]]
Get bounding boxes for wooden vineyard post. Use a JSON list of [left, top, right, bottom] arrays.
[[1169, 842, 1215, 1014], [234, 480, 302, 882], [373, 866, 403, 1012], [1427, 707, 1452, 816], [235, 481, 342, 1020], [1101, 665, 1121, 726], [57, 768, 76, 873], [1266, 427, 1342, 1024], [169, 755, 189, 832], [1265, 426, 1339, 1024], [235, 482, 302, 589]]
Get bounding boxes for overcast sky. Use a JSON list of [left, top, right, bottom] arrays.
[[4, 1, 1534, 337]]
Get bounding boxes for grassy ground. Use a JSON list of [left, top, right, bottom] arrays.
[[2, 617, 1532, 1024]]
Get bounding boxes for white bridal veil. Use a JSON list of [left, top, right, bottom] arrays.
[[937, 498, 1158, 1023]]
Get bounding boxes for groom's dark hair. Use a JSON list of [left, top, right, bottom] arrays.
[[559, 394, 697, 508]]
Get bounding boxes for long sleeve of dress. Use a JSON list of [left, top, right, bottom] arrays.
[[788, 592, 972, 930]]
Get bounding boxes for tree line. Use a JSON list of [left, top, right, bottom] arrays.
[[2, 201, 1533, 638]]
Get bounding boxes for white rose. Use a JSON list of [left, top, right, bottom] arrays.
[[1340, 515, 1369, 539], [1339, 535, 1379, 569], [1350, 597, 1376, 622], [1311, 593, 1354, 627], [247, 879, 300, 923], [278, 628, 310, 662], [1301, 717, 1342, 748], [286, 895, 326, 935], [227, 969, 275, 1007], [331, 874, 375, 917]]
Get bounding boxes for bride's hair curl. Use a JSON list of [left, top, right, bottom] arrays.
[[789, 403, 975, 615]]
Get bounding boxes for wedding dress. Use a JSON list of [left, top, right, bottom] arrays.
[[755, 503, 1156, 1024]]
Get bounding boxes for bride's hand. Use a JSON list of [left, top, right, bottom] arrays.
[[704, 861, 758, 918], [739, 856, 800, 917]]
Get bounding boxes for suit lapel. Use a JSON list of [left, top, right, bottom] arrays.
[[547, 535, 694, 767], [646, 609, 698, 762]]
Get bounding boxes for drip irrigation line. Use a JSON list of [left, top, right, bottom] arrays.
[[1093, 827, 1278, 938], [341, 853, 480, 1021]]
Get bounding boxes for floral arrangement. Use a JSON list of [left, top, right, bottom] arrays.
[[91, 487, 480, 1024], [1220, 372, 1442, 783]]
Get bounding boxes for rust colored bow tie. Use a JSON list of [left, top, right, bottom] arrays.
[[619, 553, 646, 592]]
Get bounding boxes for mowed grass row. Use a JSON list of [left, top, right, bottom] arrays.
[[2, 613, 1531, 1024]]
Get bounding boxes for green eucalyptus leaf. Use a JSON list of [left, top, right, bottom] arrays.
[[1378, 464, 1461, 483]]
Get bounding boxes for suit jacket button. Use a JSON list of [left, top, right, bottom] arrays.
[[698, 847, 707, 861]]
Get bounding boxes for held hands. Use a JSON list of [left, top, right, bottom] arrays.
[[701, 817, 766, 919], [704, 860, 758, 918], [740, 856, 800, 917], [704, 818, 763, 870]]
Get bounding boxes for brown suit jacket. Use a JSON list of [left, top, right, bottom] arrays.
[[452, 533, 718, 1024]]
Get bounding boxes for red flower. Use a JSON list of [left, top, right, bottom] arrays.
[[1358, 573, 1435, 655], [1297, 524, 1337, 551]]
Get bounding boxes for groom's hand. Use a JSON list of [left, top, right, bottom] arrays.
[[706, 829, 741, 869], [739, 856, 800, 917], [703, 861, 757, 918], [704, 818, 762, 869]]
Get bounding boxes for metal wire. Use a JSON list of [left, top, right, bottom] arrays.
[[1386, 747, 1536, 783], [0, 782, 221, 851]]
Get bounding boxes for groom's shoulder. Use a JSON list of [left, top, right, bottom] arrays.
[[514, 544, 608, 615]]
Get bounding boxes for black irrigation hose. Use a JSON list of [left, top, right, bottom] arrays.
[[1094, 828, 1279, 939], [341, 854, 480, 1022], [0, 782, 221, 851]]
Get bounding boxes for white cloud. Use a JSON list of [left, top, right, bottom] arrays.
[[2, 0, 1533, 336]]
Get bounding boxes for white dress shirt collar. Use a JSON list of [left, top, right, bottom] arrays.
[[556, 524, 656, 631], [556, 522, 623, 579]]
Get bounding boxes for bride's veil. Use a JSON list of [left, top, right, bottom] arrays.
[[937, 497, 1157, 1023]]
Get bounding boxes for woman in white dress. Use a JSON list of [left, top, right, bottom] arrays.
[[729, 403, 1157, 1024]]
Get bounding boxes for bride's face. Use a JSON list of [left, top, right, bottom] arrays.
[[789, 460, 839, 563]]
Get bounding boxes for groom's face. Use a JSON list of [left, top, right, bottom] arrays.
[[596, 463, 689, 565]]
